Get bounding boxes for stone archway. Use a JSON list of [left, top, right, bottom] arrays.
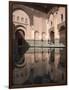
[[15, 29, 25, 46]]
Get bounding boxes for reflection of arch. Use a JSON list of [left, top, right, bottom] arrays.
[[59, 25, 66, 45], [50, 49, 54, 63], [34, 31, 39, 40], [34, 53, 39, 63], [42, 32, 46, 40], [15, 55, 26, 67], [50, 31, 54, 43]]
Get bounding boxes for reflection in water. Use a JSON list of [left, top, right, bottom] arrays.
[[13, 48, 66, 86]]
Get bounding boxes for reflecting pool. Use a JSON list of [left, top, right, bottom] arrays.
[[13, 47, 66, 87]]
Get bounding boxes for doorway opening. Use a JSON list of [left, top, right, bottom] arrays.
[[50, 31, 54, 44], [59, 26, 66, 45], [15, 29, 25, 46]]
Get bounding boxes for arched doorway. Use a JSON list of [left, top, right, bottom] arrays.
[[42, 32, 46, 41], [50, 31, 54, 44], [34, 31, 39, 40], [15, 29, 25, 46], [59, 26, 66, 45], [15, 29, 25, 56]]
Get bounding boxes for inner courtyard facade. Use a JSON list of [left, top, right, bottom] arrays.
[[12, 3, 66, 47]]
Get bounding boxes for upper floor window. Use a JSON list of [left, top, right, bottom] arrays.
[[61, 14, 63, 22], [13, 15, 15, 20], [17, 16, 19, 21], [51, 21, 53, 26], [21, 17, 24, 22], [25, 18, 28, 24]]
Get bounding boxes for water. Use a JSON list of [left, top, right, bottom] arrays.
[[13, 47, 66, 87]]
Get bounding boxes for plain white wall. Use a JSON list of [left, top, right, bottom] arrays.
[[0, 0, 69, 90]]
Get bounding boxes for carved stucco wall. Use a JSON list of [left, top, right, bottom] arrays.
[[12, 4, 66, 42]]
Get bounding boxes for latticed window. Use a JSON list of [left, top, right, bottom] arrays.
[[51, 21, 52, 26], [21, 17, 24, 22], [61, 14, 63, 22], [17, 16, 19, 21], [25, 18, 27, 24]]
